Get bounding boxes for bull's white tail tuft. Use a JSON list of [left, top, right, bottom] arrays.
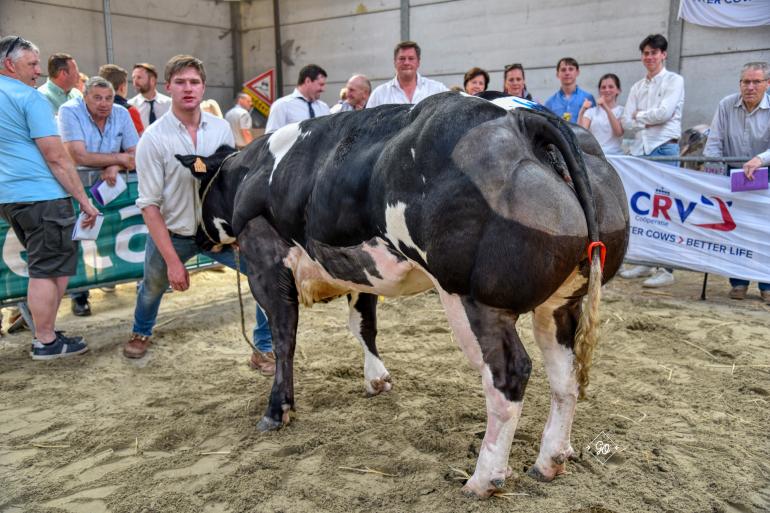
[[574, 251, 603, 400]]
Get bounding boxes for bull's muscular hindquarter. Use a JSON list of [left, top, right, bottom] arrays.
[[179, 93, 630, 498]]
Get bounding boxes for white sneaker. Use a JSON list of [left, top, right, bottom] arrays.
[[643, 269, 675, 288], [619, 265, 654, 279]]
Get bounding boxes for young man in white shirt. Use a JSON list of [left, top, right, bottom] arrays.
[[124, 55, 274, 374], [265, 64, 330, 133], [366, 41, 448, 108], [620, 34, 685, 288]]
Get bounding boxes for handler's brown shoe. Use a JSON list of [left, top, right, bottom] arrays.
[[729, 286, 747, 300], [249, 351, 276, 376], [124, 333, 151, 358]]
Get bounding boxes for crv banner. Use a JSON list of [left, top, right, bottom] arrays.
[[608, 155, 770, 282]]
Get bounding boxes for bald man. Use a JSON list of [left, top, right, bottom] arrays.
[[330, 74, 371, 113]]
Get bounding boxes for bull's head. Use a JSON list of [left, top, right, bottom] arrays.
[[175, 144, 238, 251]]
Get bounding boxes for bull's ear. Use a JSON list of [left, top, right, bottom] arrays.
[[175, 154, 209, 180]]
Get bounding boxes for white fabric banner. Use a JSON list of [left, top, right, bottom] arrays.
[[678, 0, 770, 28], [607, 156, 770, 282]]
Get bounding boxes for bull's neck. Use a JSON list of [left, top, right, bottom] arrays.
[[212, 157, 250, 222]]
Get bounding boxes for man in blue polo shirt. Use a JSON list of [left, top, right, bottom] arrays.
[[0, 35, 99, 359], [545, 57, 595, 123], [58, 76, 139, 315]]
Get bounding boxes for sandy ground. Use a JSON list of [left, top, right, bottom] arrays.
[[0, 268, 768, 513]]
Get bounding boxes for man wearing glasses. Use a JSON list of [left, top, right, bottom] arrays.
[[0, 36, 99, 359], [704, 61, 770, 303]]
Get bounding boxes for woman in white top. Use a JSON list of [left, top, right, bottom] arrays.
[[578, 73, 624, 154]]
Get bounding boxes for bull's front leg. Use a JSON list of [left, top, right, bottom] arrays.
[[237, 217, 298, 431], [347, 292, 391, 396], [436, 287, 531, 499]]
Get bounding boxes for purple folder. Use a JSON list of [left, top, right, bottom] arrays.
[[89, 179, 106, 206], [730, 167, 768, 192]]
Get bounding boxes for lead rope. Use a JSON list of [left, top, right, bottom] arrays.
[[233, 244, 265, 356], [195, 151, 260, 356]]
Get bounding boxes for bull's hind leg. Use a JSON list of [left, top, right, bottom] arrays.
[[347, 292, 392, 396], [237, 217, 299, 432], [436, 287, 531, 499], [529, 295, 582, 482]]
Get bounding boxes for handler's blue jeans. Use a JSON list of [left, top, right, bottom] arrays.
[[132, 233, 273, 353], [729, 278, 770, 291], [647, 142, 680, 167]]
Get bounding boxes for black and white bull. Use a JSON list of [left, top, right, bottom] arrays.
[[176, 92, 629, 498]]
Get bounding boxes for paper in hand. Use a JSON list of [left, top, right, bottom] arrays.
[[72, 212, 105, 241], [90, 173, 127, 206]]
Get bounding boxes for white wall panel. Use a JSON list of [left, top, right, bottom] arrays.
[[278, 9, 401, 103], [279, 0, 399, 25], [0, 0, 236, 111], [410, 0, 671, 75], [241, 0, 275, 29], [681, 22, 770, 57]]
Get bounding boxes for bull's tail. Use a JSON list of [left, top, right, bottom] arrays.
[[517, 108, 604, 399], [574, 249, 602, 399]]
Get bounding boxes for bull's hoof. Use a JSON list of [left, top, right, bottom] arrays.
[[256, 416, 282, 432], [460, 478, 497, 499], [365, 375, 392, 396], [460, 468, 511, 499], [527, 465, 556, 482]]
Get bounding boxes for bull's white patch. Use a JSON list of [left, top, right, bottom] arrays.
[[489, 96, 538, 112], [347, 299, 391, 395], [384, 202, 427, 263], [267, 123, 302, 184], [212, 217, 236, 244], [410, 147, 415, 160], [282, 238, 431, 307]]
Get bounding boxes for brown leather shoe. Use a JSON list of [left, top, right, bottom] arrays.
[[124, 333, 151, 358], [729, 286, 748, 300], [249, 351, 276, 376]]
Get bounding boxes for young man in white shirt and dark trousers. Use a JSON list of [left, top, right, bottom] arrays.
[[366, 41, 448, 108], [620, 34, 685, 288], [124, 55, 275, 375]]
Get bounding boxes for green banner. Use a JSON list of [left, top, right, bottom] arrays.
[[0, 181, 212, 303]]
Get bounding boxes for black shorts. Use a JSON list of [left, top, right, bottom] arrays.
[[0, 198, 78, 278]]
